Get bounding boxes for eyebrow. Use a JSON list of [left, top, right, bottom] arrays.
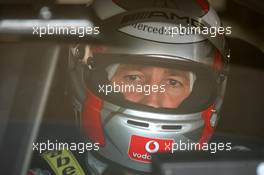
[[117, 64, 190, 80]]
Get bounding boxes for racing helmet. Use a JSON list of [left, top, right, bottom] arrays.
[[68, 0, 230, 173]]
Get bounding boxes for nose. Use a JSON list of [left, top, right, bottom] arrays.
[[140, 92, 161, 108]]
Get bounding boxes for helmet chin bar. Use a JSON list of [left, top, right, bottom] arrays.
[[80, 89, 218, 172]]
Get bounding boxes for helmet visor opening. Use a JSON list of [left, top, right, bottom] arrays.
[[86, 54, 218, 114]]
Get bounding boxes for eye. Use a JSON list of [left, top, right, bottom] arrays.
[[166, 79, 183, 88], [124, 75, 142, 82]]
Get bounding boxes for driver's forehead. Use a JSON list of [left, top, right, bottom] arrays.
[[116, 64, 190, 78]]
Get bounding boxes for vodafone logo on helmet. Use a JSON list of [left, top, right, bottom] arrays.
[[128, 135, 174, 163], [145, 140, 159, 153]]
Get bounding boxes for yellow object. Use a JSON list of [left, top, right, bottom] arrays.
[[42, 150, 85, 175]]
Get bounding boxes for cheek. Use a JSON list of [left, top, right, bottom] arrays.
[[161, 96, 182, 108], [122, 92, 144, 103], [165, 86, 190, 97], [162, 89, 191, 108]]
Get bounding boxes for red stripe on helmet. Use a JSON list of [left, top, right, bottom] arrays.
[[199, 105, 215, 144], [195, 0, 209, 13], [213, 49, 224, 71], [82, 90, 105, 146]]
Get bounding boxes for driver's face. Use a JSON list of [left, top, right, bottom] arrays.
[[111, 64, 192, 108]]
